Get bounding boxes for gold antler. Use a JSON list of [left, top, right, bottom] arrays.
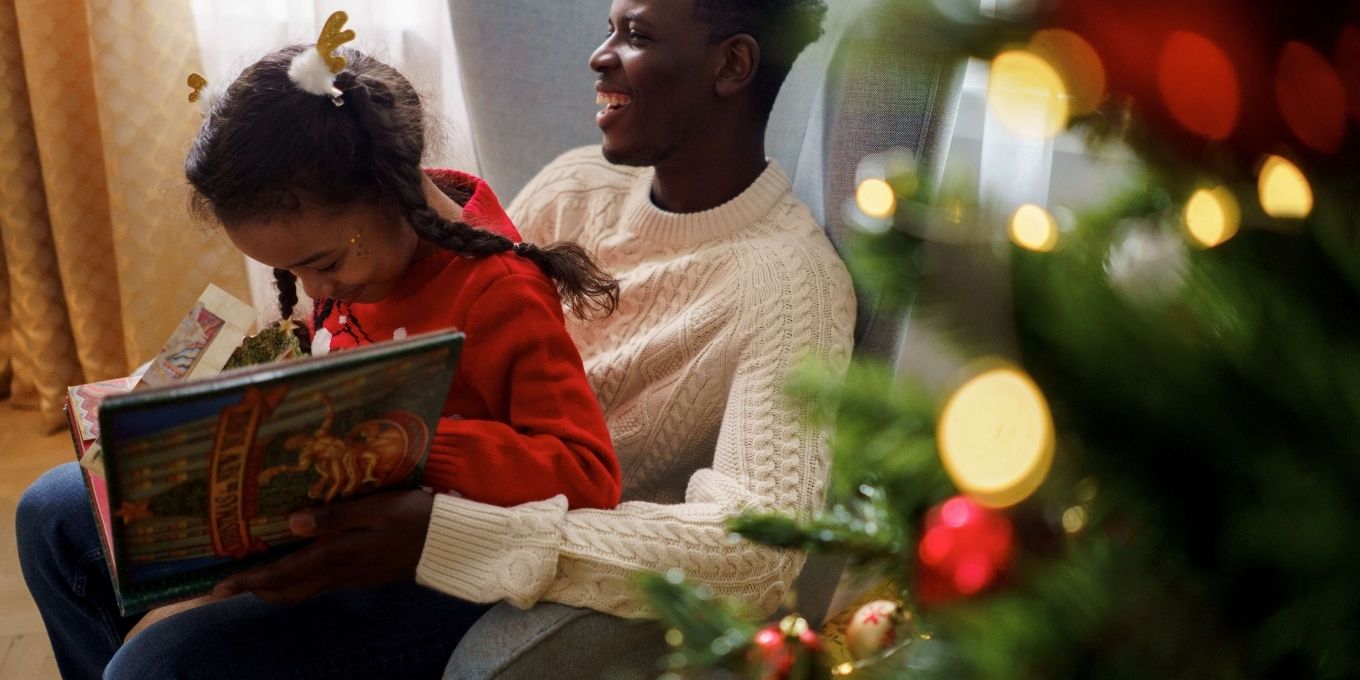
[[315, 11, 356, 74], [187, 73, 208, 103]]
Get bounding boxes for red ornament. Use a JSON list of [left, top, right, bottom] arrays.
[[916, 496, 1015, 605], [748, 617, 822, 680], [751, 624, 794, 679]]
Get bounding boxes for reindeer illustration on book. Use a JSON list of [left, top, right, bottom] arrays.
[[257, 393, 416, 502]]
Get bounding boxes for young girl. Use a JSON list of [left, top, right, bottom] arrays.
[[17, 28, 622, 680]]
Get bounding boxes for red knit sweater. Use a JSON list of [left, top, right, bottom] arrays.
[[311, 169, 620, 510]]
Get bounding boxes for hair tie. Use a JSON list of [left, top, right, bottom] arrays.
[[513, 242, 536, 256], [287, 11, 355, 106]]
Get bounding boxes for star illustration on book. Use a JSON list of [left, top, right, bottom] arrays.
[[114, 499, 154, 524]]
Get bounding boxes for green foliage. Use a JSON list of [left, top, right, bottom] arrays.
[[637, 571, 758, 677]]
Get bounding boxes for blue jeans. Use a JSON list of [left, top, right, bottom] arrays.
[[17, 463, 489, 680]]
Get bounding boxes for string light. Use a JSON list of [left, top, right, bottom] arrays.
[[1028, 29, 1106, 115], [1157, 31, 1239, 140], [856, 178, 897, 220], [988, 50, 1070, 139], [1182, 187, 1240, 248], [1061, 506, 1088, 534], [1010, 204, 1059, 252], [1258, 155, 1313, 219], [1275, 41, 1347, 153], [937, 364, 1055, 508]]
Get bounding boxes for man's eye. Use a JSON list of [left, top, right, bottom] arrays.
[[628, 31, 647, 43], [318, 259, 342, 273]]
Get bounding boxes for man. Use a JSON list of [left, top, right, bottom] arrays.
[[421, 0, 854, 637]]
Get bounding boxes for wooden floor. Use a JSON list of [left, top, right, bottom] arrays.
[[0, 404, 72, 680]]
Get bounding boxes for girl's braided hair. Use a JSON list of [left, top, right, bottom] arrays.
[[186, 45, 618, 349]]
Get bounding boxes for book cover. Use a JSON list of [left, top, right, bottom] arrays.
[[88, 330, 461, 615]]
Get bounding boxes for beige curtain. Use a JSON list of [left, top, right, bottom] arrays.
[[0, 0, 249, 432]]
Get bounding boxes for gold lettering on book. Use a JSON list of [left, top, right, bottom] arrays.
[[208, 388, 282, 558]]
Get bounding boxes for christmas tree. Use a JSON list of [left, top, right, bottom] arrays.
[[642, 1, 1360, 678]]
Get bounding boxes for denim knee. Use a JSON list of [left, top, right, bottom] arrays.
[[16, 463, 96, 576]]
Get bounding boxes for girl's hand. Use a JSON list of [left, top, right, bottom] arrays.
[[213, 489, 435, 604]]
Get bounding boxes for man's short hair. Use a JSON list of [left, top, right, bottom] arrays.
[[693, 0, 828, 121]]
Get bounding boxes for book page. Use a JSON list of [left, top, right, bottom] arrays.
[[136, 284, 255, 390]]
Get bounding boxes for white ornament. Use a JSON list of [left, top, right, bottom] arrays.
[[338, 315, 348, 325], [845, 600, 908, 660], [312, 328, 332, 356], [1105, 220, 1188, 303], [393, 327, 407, 340]]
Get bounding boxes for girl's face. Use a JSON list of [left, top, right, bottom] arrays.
[[226, 200, 421, 304]]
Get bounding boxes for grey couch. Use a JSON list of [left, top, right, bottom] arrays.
[[441, 1, 964, 677]]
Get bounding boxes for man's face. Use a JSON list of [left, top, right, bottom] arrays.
[[590, 0, 720, 166]]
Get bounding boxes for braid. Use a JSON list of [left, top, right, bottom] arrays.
[[273, 267, 313, 353], [274, 267, 299, 319]]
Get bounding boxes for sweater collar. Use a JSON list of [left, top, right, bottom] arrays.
[[620, 160, 792, 246], [424, 168, 522, 241]]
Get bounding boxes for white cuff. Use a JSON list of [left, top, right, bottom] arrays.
[[416, 494, 567, 609]]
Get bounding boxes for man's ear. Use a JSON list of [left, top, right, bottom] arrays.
[[714, 34, 759, 98]]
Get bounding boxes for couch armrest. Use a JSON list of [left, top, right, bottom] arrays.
[[444, 602, 668, 680]]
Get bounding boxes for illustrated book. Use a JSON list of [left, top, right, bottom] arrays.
[[63, 288, 461, 615]]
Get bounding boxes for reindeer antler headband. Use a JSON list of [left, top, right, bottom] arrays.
[[286, 10, 356, 106], [186, 72, 220, 116]]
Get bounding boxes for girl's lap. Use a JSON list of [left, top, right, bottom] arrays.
[[108, 581, 488, 680]]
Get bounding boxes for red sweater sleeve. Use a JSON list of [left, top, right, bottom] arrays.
[[421, 272, 621, 510]]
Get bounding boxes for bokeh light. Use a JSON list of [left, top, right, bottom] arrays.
[[1182, 187, 1240, 248], [1061, 506, 1088, 534], [1028, 29, 1106, 115], [1276, 41, 1347, 153], [937, 365, 1055, 508], [855, 178, 897, 220], [1010, 204, 1059, 252], [1336, 26, 1360, 124], [1258, 155, 1313, 219], [988, 49, 1070, 139], [917, 496, 1014, 605], [1157, 31, 1239, 140]]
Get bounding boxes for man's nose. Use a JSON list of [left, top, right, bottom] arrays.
[[589, 39, 618, 72]]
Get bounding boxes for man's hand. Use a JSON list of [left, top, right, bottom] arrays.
[[124, 593, 225, 643], [213, 489, 435, 604]]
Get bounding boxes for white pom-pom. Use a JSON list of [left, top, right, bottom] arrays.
[[393, 327, 407, 340], [312, 328, 333, 355], [288, 48, 341, 98], [196, 85, 223, 117]]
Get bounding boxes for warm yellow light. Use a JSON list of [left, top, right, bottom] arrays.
[[1258, 155, 1313, 219], [856, 178, 897, 219], [1029, 29, 1106, 115], [833, 662, 856, 676], [1183, 187, 1240, 248], [1009, 204, 1059, 252], [937, 364, 1055, 508], [988, 50, 1071, 139], [664, 628, 684, 647]]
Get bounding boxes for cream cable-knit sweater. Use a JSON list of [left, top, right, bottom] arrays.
[[414, 146, 856, 617]]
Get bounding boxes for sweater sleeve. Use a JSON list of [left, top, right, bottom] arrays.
[[420, 272, 621, 511], [416, 254, 856, 618]]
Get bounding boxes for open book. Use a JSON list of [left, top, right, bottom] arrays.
[[64, 286, 462, 615]]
